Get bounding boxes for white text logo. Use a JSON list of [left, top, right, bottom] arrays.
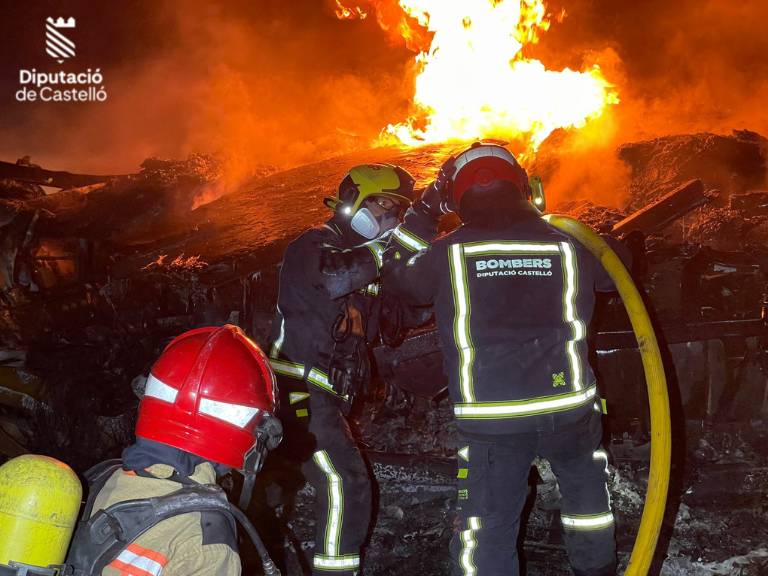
[[475, 257, 554, 278], [15, 18, 108, 104], [475, 258, 552, 271]]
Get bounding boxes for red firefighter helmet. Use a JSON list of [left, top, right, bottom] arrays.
[[135, 324, 278, 470], [449, 142, 531, 208]]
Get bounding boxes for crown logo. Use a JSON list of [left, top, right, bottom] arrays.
[[47, 17, 76, 28], [46, 17, 76, 63]]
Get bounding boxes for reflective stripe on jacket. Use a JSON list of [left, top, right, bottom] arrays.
[[383, 207, 616, 434]]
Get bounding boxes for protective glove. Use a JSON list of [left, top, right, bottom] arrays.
[[379, 293, 405, 348], [320, 243, 384, 276], [328, 342, 371, 400], [380, 293, 434, 347], [413, 156, 457, 218], [320, 247, 353, 275]]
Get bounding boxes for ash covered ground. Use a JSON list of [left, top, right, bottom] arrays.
[[1, 130, 768, 574], [242, 398, 768, 575]]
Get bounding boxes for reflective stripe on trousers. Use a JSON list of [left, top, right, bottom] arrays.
[[312, 450, 361, 572], [561, 512, 614, 530], [460, 516, 482, 576], [313, 553, 361, 571], [451, 410, 616, 575]]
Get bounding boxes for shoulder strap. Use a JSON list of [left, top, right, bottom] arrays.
[[66, 484, 234, 576], [84, 459, 123, 483], [81, 459, 123, 521]]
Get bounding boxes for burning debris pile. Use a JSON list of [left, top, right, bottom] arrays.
[[548, 130, 768, 246], [0, 154, 277, 467], [0, 128, 767, 573], [620, 131, 767, 209], [615, 130, 768, 252]]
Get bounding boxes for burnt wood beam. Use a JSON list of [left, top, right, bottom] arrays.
[[0, 160, 125, 190], [612, 179, 709, 235]]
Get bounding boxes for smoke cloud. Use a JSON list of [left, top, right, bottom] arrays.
[[0, 0, 413, 181], [536, 0, 768, 138], [520, 0, 768, 206], [1, 0, 767, 207]]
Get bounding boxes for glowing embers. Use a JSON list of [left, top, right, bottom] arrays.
[[30, 239, 79, 288]]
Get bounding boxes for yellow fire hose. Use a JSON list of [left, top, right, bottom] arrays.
[[544, 214, 671, 576]]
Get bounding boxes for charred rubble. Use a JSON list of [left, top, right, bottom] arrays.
[[0, 132, 767, 574]]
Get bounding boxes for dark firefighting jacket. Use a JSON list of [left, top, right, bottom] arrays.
[[268, 220, 385, 397], [382, 205, 619, 435]]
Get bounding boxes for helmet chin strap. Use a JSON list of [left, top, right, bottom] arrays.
[[238, 414, 283, 509]]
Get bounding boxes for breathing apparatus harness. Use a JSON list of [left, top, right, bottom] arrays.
[[65, 413, 283, 576], [328, 293, 372, 404], [64, 460, 280, 576]]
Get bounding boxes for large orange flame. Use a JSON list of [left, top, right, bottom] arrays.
[[339, 0, 619, 150]]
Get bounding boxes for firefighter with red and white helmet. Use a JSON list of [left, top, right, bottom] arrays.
[[381, 143, 622, 576], [65, 325, 283, 576]]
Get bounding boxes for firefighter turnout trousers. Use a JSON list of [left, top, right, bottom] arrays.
[[277, 380, 372, 575], [450, 410, 616, 576]]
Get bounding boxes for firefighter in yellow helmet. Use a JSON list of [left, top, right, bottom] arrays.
[[267, 164, 415, 574]]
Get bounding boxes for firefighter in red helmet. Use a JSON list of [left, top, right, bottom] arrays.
[[382, 143, 622, 576], [65, 325, 283, 576]]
